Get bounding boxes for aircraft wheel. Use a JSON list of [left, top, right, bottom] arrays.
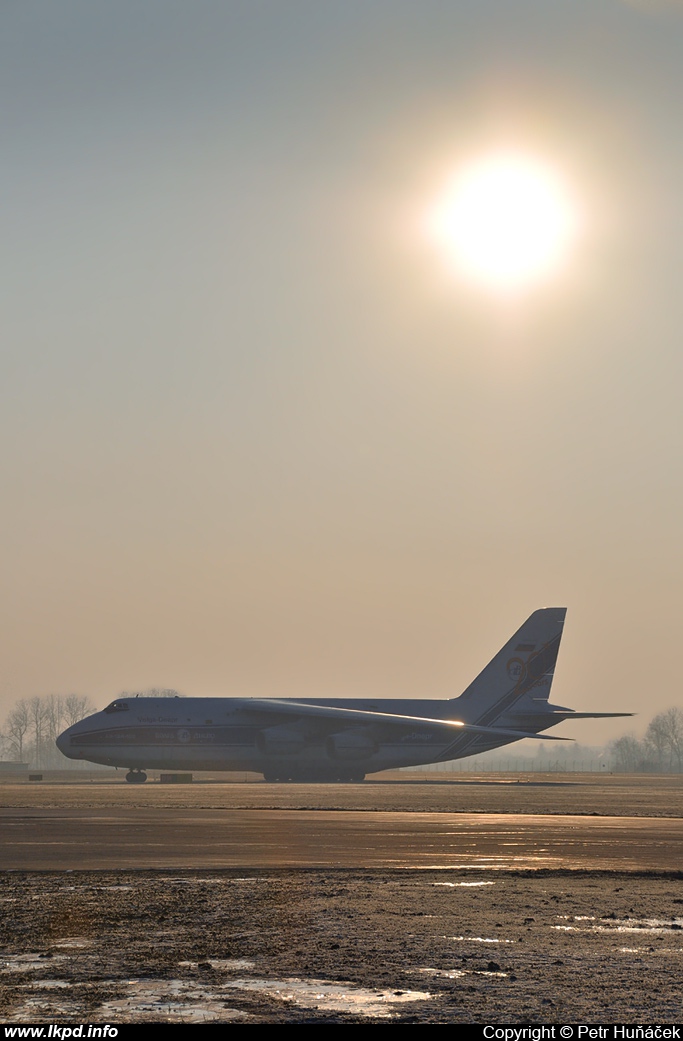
[[125, 770, 148, 784]]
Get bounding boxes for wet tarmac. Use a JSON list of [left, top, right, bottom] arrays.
[[2, 806, 683, 871]]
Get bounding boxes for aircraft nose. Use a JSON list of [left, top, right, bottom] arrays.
[[55, 726, 73, 758]]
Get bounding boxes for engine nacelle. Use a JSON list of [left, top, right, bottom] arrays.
[[326, 729, 377, 762], [256, 726, 306, 757]]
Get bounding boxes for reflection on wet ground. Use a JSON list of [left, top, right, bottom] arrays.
[[221, 978, 432, 1018], [1, 954, 69, 973], [432, 881, 496, 887], [450, 936, 513, 943], [178, 959, 256, 970], [553, 916, 683, 933], [4, 808, 682, 870], [80, 980, 250, 1023], [17, 976, 434, 1022]]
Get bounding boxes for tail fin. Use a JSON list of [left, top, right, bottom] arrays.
[[456, 608, 566, 726]]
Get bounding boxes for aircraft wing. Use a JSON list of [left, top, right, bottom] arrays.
[[238, 698, 572, 741]]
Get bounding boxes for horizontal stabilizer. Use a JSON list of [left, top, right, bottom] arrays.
[[536, 708, 635, 719]]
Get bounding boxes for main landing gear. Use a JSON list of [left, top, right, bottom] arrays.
[[125, 770, 148, 783]]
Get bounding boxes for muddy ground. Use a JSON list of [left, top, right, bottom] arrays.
[[1, 869, 682, 1024]]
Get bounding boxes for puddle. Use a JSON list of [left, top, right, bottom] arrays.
[[0, 954, 68, 973], [221, 977, 432, 1018], [450, 937, 513, 944], [595, 923, 683, 934], [553, 917, 683, 935], [8, 975, 433, 1022], [419, 967, 467, 979], [599, 918, 683, 932], [6, 998, 83, 1020], [98, 980, 249, 1022], [90, 885, 133, 892], [165, 877, 267, 886], [432, 882, 496, 888], [28, 980, 70, 989], [225, 878, 269, 884], [52, 939, 91, 949], [418, 967, 507, 980], [165, 878, 227, 886], [178, 959, 255, 971]]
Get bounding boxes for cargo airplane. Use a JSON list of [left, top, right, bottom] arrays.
[[56, 608, 629, 782]]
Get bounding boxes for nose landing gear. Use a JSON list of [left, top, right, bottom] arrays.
[[125, 770, 148, 783]]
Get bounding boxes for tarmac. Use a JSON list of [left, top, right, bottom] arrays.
[[2, 805, 683, 871]]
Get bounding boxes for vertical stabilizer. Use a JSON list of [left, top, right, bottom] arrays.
[[455, 608, 566, 725]]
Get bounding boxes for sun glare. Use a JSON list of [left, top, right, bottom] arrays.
[[427, 152, 580, 295]]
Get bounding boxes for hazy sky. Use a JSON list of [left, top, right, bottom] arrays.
[[2, 1, 683, 742]]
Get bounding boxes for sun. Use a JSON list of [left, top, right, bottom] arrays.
[[426, 152, 580, 295]]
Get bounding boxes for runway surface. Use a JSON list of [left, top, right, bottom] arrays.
[[2, 806, 682, 870]]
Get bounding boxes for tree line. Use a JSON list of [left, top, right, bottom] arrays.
[[0, 694, 96, 769], [610, 707, 683, 773]]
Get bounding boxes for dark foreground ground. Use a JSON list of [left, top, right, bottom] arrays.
[[1, 869, 682, 1023]]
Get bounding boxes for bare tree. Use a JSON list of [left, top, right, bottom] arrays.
[[611, 734, 649, 773], [3, 699, 31, 762], [29, 696, 51, 768], [646, 708, 683, 771], [645, 712, 669, 770], [44, 695, 65, 749], [63, 694, 96, 727], [1, 694, 97, 768]]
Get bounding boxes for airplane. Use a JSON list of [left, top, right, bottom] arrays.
[[55, 608, 631, 782]]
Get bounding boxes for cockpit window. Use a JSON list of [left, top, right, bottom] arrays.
[[104, 700, 130, 714]]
